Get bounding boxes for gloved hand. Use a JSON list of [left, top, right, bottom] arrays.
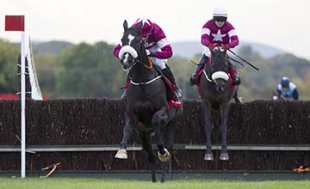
[[223, 44, 231, 50], [207, 43, 217, 49]]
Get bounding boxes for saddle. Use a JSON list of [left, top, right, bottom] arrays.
[[155, 68, 182, 108], [124, 59, 181, 108]]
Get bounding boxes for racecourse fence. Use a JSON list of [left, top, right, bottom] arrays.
[[0, 99, 309, 172]]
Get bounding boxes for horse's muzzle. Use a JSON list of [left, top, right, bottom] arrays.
[[214, 79, 226, 92], [120, 53, 135, 70]]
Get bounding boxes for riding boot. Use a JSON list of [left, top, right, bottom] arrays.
[[228, 61, 241, 86], [121, 75, 130, 99], [161, 66, 182, 101], [190, 54, 208, 86]]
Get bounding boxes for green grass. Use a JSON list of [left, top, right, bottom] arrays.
[[0, 178, 309, 189]]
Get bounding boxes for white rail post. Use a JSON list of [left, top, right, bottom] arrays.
[[20, 32, 26, 178], [5, 15, 26, 178]]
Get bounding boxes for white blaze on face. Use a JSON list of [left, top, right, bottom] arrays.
[[128, 34, 135, 46], [123, 53, 130, 64]]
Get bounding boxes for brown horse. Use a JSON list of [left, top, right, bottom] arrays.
[[114, 20, 182, 182], [197, 47, 240, 161]]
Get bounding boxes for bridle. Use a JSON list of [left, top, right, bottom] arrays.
[[203, 47, 230, 91], [119, 30, 162, 86]]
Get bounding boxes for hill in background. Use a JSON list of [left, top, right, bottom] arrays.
[[171, 41, 286, 59], [28, 40, 310, 100], [32, 40, 286, 60], [32, 40, 74, 54]]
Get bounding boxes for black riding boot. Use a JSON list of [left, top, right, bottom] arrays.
[[228, 61, 241, 86], [190, 54, 208, 86], [162, 66, 182, 101]]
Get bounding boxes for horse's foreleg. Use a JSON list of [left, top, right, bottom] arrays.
[[219, 104, 230, 160], [160, 160, 171, 183], [115, 112, 137, 159], [152, 107, 171, 164], [203, 103, 213, 161]]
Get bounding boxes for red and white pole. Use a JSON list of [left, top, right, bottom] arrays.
[[5, 15, 26, 178]]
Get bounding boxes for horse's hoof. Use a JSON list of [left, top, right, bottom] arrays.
[[220, 153, 229, 160], [204, 153, 214, 161], [115, 149, 128, 159], [158, 148, 170, 162]]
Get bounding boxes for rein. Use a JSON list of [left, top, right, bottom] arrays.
[[202, 50, 230, 83], [202, 70, 213, 83], [203, 55, 214, 83], [144, 57, 153, 69]]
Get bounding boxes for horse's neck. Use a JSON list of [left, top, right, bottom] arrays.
[[129, 57, 157, 82], [204, 63, 212, 77], [207, 57, 229, 74]]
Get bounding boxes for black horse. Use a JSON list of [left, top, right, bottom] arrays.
[[114, 20, 182, 182], [197, 47, 240, 161]]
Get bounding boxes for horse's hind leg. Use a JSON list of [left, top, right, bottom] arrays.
[[138, 129, 156, 182], [152, 107, 170, 162], [160, 121, 174, 183]]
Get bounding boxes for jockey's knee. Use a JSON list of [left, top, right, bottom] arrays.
[[152, 58, 167, 69], [232, 75, 241, 85]]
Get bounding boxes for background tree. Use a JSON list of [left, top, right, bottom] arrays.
[[0, 39, 19, 93], [55, 42, 124, 98], [1, 39, 309, 101]]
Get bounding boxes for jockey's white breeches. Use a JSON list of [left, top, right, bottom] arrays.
[[147, 45, 167, 69], [202, 47, 211, 58], [150, 57, 167, 69]]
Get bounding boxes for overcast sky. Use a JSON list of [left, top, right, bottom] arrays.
[[1, 0, 310, 59]]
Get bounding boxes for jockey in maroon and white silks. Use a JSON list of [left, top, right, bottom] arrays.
[[201, 19, 239, 52], [190, 7, 241, 86], [113, 18, 173, 68], [113, 18, 181, 104]]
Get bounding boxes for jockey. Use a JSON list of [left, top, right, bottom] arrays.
[[113, 18, 182, 104], [190, 7, 240, 86], [276, 77, 299, 100]]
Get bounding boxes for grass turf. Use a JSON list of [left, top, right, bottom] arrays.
[[0, 178, 309, 189]]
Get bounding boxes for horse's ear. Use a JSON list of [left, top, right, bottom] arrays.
[[123, 20, 129, 32]]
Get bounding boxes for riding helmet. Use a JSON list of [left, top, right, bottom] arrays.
[[135, 18, 154, 37], [213, 7, 228, 21], [281, 76, 290, 87]]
